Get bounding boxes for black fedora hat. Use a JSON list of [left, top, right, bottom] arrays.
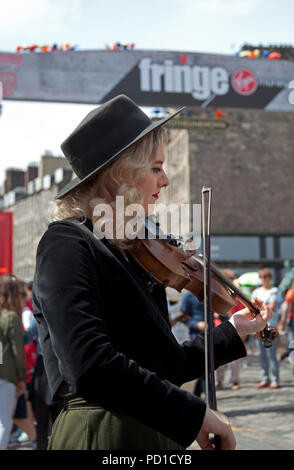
[[56, 94, 184, 199]]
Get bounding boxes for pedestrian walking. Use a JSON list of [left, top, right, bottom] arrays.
[[281, 279, 294, 342], [252, 268, 280, 389], [0, 276, 26, 450]]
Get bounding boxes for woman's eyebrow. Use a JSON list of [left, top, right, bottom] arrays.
[[152, 160, 164, 164]]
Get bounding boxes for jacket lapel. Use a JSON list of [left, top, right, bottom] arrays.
[[74, 218, 178, 344]]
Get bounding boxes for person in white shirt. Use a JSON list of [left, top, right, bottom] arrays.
[[252, 268, 280, 389]]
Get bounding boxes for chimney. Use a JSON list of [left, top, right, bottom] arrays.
[[4, 168, 25, 193], [25, 165, 38, 188]]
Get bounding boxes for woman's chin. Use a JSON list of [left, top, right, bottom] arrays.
[[144, 202, 156, 216]]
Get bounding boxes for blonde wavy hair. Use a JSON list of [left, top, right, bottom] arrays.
[[49, 127, 167, 249]]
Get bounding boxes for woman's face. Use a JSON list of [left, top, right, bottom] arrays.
[[259, 271, 272, 288], [139, 145, 170, 214]]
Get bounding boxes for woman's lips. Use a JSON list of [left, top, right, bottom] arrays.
[[152, 193, 159, 199]]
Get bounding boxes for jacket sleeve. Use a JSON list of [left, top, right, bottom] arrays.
[[172, 321, 247, 386], [34, 223, 206, 448], [8, 312, 26, 382]]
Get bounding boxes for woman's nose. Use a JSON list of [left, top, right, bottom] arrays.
[[160, 170, 170, 188]]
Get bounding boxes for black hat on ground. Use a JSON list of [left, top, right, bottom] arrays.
[[56, 94, 184, 199]]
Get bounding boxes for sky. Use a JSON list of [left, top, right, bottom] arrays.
[[1, 0, 294, 186]]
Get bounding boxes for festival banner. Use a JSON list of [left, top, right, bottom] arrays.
[[1, 49, 294, 110]]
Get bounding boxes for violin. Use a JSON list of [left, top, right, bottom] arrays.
[[128, 215, 279, 348]]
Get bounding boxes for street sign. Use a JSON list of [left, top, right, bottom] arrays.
[[153, 116, 230, 130]]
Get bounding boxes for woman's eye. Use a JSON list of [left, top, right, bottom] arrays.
[[152, 168, 161, 173]]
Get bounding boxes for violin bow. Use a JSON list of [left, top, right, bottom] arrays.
[[202, 186, 220, 449]]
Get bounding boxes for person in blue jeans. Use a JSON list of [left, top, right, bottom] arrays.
[[252, 268, 280, 389]]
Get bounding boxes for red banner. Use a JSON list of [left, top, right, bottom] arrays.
[[0, 211, 13, 276]]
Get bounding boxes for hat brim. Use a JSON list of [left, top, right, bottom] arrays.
[[55, 107, 184, 199]]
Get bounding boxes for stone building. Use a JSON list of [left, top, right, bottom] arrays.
[[3, 108, 294, 284], [2, 154, 73, 281], [163, 107, 294, 283], [38, 152, 71, 180], [8, 185, 57, 281]]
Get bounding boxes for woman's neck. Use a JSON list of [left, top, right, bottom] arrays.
[[261, 284, 271, 290]]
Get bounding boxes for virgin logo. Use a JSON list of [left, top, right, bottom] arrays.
[[231, 69, 257, 95], [0, 72, 17, 96], [0, 54, 22, 97]]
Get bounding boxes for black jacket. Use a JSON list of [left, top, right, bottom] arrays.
[[32, 217, 246, 447]]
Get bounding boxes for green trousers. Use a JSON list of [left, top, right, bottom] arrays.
[[48, 396, 185, 450]]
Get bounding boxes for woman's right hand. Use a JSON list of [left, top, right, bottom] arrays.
[[195, 407, 236, 450]]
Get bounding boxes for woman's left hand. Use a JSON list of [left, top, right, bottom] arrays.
[[228, 298, 273, 339]]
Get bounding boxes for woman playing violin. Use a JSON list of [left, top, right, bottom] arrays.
[[32, 95, 273, 450]]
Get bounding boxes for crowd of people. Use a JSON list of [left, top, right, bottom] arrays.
[[0, 274, 62, 450], [167, 267, 294, 395], [0, 265, 293, 450]]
